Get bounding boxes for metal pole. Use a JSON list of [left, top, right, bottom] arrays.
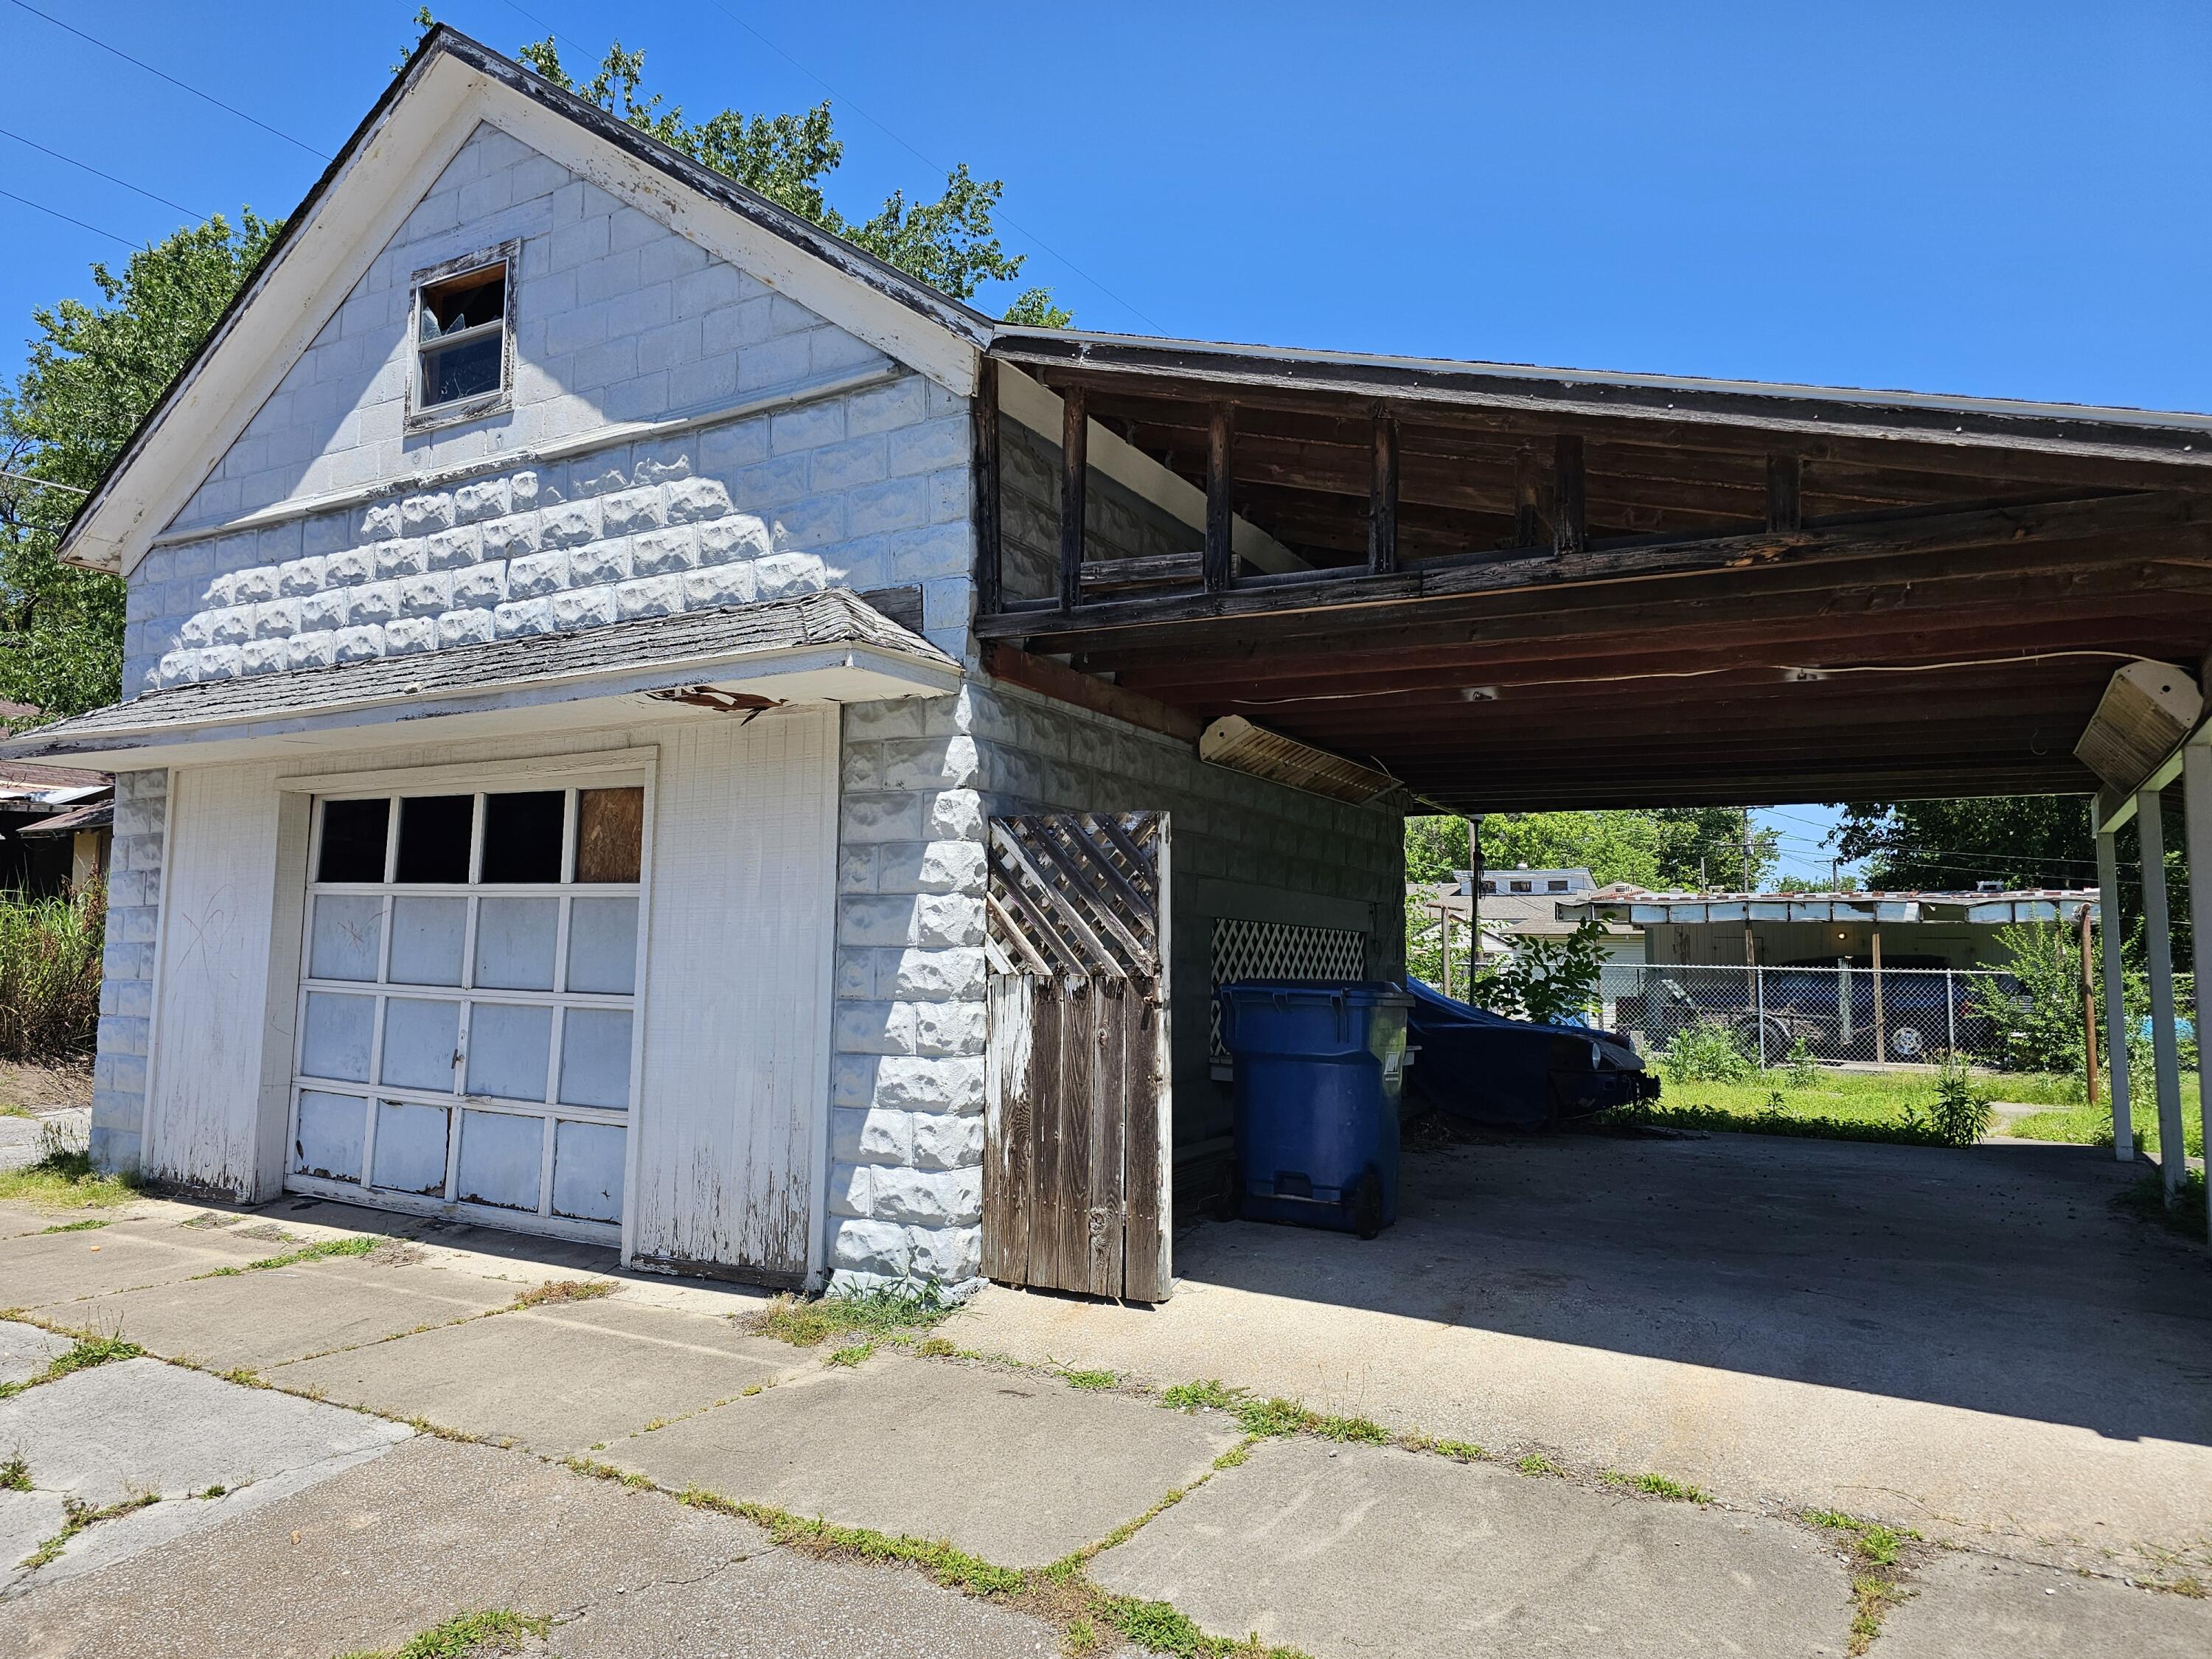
[[2097, 809, 2134, 1161], [1946, 967, 1957, 1057], [1754, 961, 1767, 1069], [2181, 746, 2212, 1244], [1872, 926, 1888, 1065], [1439, 900, 1455, 1002], [2137, 786, 2186, 1200]]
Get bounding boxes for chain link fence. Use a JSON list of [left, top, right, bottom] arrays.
[[1596, 963, 2047, 1069]]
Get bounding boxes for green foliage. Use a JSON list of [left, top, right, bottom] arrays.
[[1895, 1055, 1990, 1147], [2, 215, 282, 717], [0, 1123, 140, 1211], [1470, 918, 1608, 1025], [824, 1340, 874, 1367], [1600, 1470, 1712, 1503], [1784, 1036, 1819, 1088], [1658, 1020, 1756, 1084], [753, 1281, 950, 1346], [0, 1331, 143, 1400], [1832, 796, 2096, 893], [0, 1455, 29, 1491], [1974, 922, 2087, 1075], [1161, 1377, 1242, 1413], [1404, 809, 1781, 889], [0, 886, 104, 1061], [339, 1610, 552, 1659], [512, 36, 1064, 324], [199, 1235, 378, 1276]]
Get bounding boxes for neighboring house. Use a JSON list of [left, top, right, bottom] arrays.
[[1419, 868, 1648, 968], [0, 30, 1401, 1294], [1561, 888, 2102, 970], [0, 702, 112, 894]]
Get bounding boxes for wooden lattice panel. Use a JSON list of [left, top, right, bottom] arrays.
[[1208, 917, 1369, 1062], [986, 813, 1163, 980]]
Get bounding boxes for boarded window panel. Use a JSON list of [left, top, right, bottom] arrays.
[[475, 897, 558, 990], [565, 897, 638, 995], [294, 1091, 366, 1182], [300, 992, 375, 1083], [318, 799, 389, 883], [552, 1119, 625, 1222], [481, 791, 564, 884], [370, 1099, 450, 1194], [310, 895, 384, 983], [388, 897, 467, 986], [574, 787, 643, 883], [380, 998, 459, 1092], [456, 1110, 543, 1211], [396, 795, 473, 883], [466, 1002, 553, 1102], [557, 1008, 633, 1108]]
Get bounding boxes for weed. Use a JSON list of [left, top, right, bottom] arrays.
[[0, 1126, 139, 1211], [740, 1384, 763, 1397], [1064, 1615, 1102, 1655], [911, 1336, 957, 1358], [2143, 1575, 2206, 1599], [2113, 1169, 2211, 1240], [0, 886, 104, 1062], [825, 1340, 874, 1368], [196, 1484, 227, 1499], [1784, 1036, 1819, 1088], [562, 1457, 653, 1490], [0, 1455, 28, 1491], [218, 1366, 266, 1388], [0, 1103, 29, 1118], [21, 1491, 159, 1570], [1600, 1470, 1711, 1503], [1062, 1368, 1118, 1391], [38, 1217, 109, 1234], [200, 1235, 378, 1277], [0, 1332, 143, 1399], [1211, 1441, 1254, 1470], [1517, 1453, 1564, 1477], [753, 1282, 950, 1348], [1161, 1379, 1242, 1414], [337, 1609, 552, 1659], [1427, 1439, 1484, 1463], [1809, 1509, 1921, 1653], [509, 1278, 616, 1310], [1658, 1020, 1758, 1085]]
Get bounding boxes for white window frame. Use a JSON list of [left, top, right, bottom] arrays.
[[405, 239, 519, 434], [282, 759, 655, 1245]]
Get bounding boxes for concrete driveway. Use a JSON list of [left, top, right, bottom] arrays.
[[0, 1138, 2205, 1658], [956, 1129, 2212, 1574]]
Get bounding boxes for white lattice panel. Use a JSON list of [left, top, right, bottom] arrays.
[[1208, 917, 1369, 1062]]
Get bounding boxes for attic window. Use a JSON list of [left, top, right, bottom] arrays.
[[408, 241, 517, 428]]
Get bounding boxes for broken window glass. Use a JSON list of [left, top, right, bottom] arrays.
[[318, 798, 389, 883], [481, 791, 564, 883], [395, 795, 473, 883]]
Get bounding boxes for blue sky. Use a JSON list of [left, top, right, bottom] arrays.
[[6, 1, 2206, 881]]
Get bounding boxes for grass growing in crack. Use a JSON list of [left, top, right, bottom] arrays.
[[751, 1282, 951, 1348], [825, 1340, 874, 1368], [509, 1278, 616, 1310], [0, 1129, 140, 1212], [199, 1235, 378, 1276], [1061, 1368, 1119, 1391], [337, 1609, 552, 1659], [1809, 1510, 1920, 1654], [686, 1492, 1028, 1596], [1516, 1453, 1565, 1477], [563, 1456, 653, 1489], [1601, 1470, 1711, 1503], [1211, 1441, 1255, 1470], [20, 1492, 159, 1570], [0, 1332, 142, 1399], [1402, 1434, 1484, 1463], [1158, 1380, 1386, 1444], [0, 1455, 28, 1491], [38, 1217, 109, 1234]]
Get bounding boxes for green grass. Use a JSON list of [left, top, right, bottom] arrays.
[[38, 1217, 110, 1234], [1158, 1379, 1387, 1444], [20, 1491, 159, 1570], [509, 1278, 616, 1309], [752, 1283, 950, 1348], [824, 1340, 874, 1368], [0, 1455, 29, 1491], [336, 1610, 552, 1659], [1061, 1367, 1119, 1391], [1600, 1470, 1711, 1503], [0, 1332, 143, 1399], [0, 888, 103, 1063], [1516, 1453, 1565, 1477], [1807, 1509, 1921, 1652], [198, 1236, 379, 1276], [0, 1144, 141, 1211]]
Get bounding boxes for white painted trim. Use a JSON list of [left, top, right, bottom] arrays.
[[278, 747, 658, 796], [804, 702, 841, 1291], [149, 364, 902, 552], [134, 768, 179, 1180], [285, 1172, 618, 1245], [995, 361, 1307, 575], [618, 751, 662, 1266]]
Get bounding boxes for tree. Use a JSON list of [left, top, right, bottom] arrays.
[[1403, 807, 1779, 891], [1, 213, 282, 718], [509, 34, 1069, 327], [1831, 797, 2096, 892]]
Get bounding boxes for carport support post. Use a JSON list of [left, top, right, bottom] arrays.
[[2135, 786, 2187, 1201], [2096, 807, 2133, 1161], [2183, 745, 2212, 1240]]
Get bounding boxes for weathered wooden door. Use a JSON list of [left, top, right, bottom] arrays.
[[983, 813, 1171, 1301]]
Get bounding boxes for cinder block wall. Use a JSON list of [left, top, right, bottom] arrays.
[[87, 770, 167, 1176], [826, 679, 1404, 1294]]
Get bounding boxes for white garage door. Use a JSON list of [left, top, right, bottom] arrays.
[[285, 778, 647, 1241]]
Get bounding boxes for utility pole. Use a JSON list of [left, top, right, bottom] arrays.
[[1742, 808, 1755, 892], [1467, 814, 1483, 975]]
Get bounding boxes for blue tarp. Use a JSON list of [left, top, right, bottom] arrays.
[[1404, 978, 1657, 1130]]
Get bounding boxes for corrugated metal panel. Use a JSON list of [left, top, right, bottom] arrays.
[[628, 707, 837, 1282], [1197, 716, 1397, 805]]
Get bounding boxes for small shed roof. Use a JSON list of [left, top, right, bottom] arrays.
[[1565, 889, 2102, 926]]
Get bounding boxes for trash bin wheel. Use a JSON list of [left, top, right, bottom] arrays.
[[1349, 1171, 1385, 1240]]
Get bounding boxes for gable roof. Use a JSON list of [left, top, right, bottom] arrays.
[[60, 25, 994, 580]]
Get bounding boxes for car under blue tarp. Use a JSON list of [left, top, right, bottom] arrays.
[[1404, 978, 1660, 1130]]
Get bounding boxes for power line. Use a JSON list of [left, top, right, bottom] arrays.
[[7, 0, 328, 159], [0, 186, 140, 249], [0, 125, 204, 218], [693, 0, 1163, 330]]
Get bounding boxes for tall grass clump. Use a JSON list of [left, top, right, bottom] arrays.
[[0, 885, 105, 1062]]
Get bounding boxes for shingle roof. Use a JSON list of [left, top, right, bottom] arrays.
[[1, 588, 953, 758]]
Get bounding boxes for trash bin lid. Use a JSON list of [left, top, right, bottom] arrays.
[[1220, 978, 1413, 1007]]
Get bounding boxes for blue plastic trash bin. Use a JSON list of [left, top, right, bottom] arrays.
[[1216, 980, 1413, 1238]]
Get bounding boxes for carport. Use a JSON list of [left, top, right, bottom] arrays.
[[972, 330, 2212, 1243]]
